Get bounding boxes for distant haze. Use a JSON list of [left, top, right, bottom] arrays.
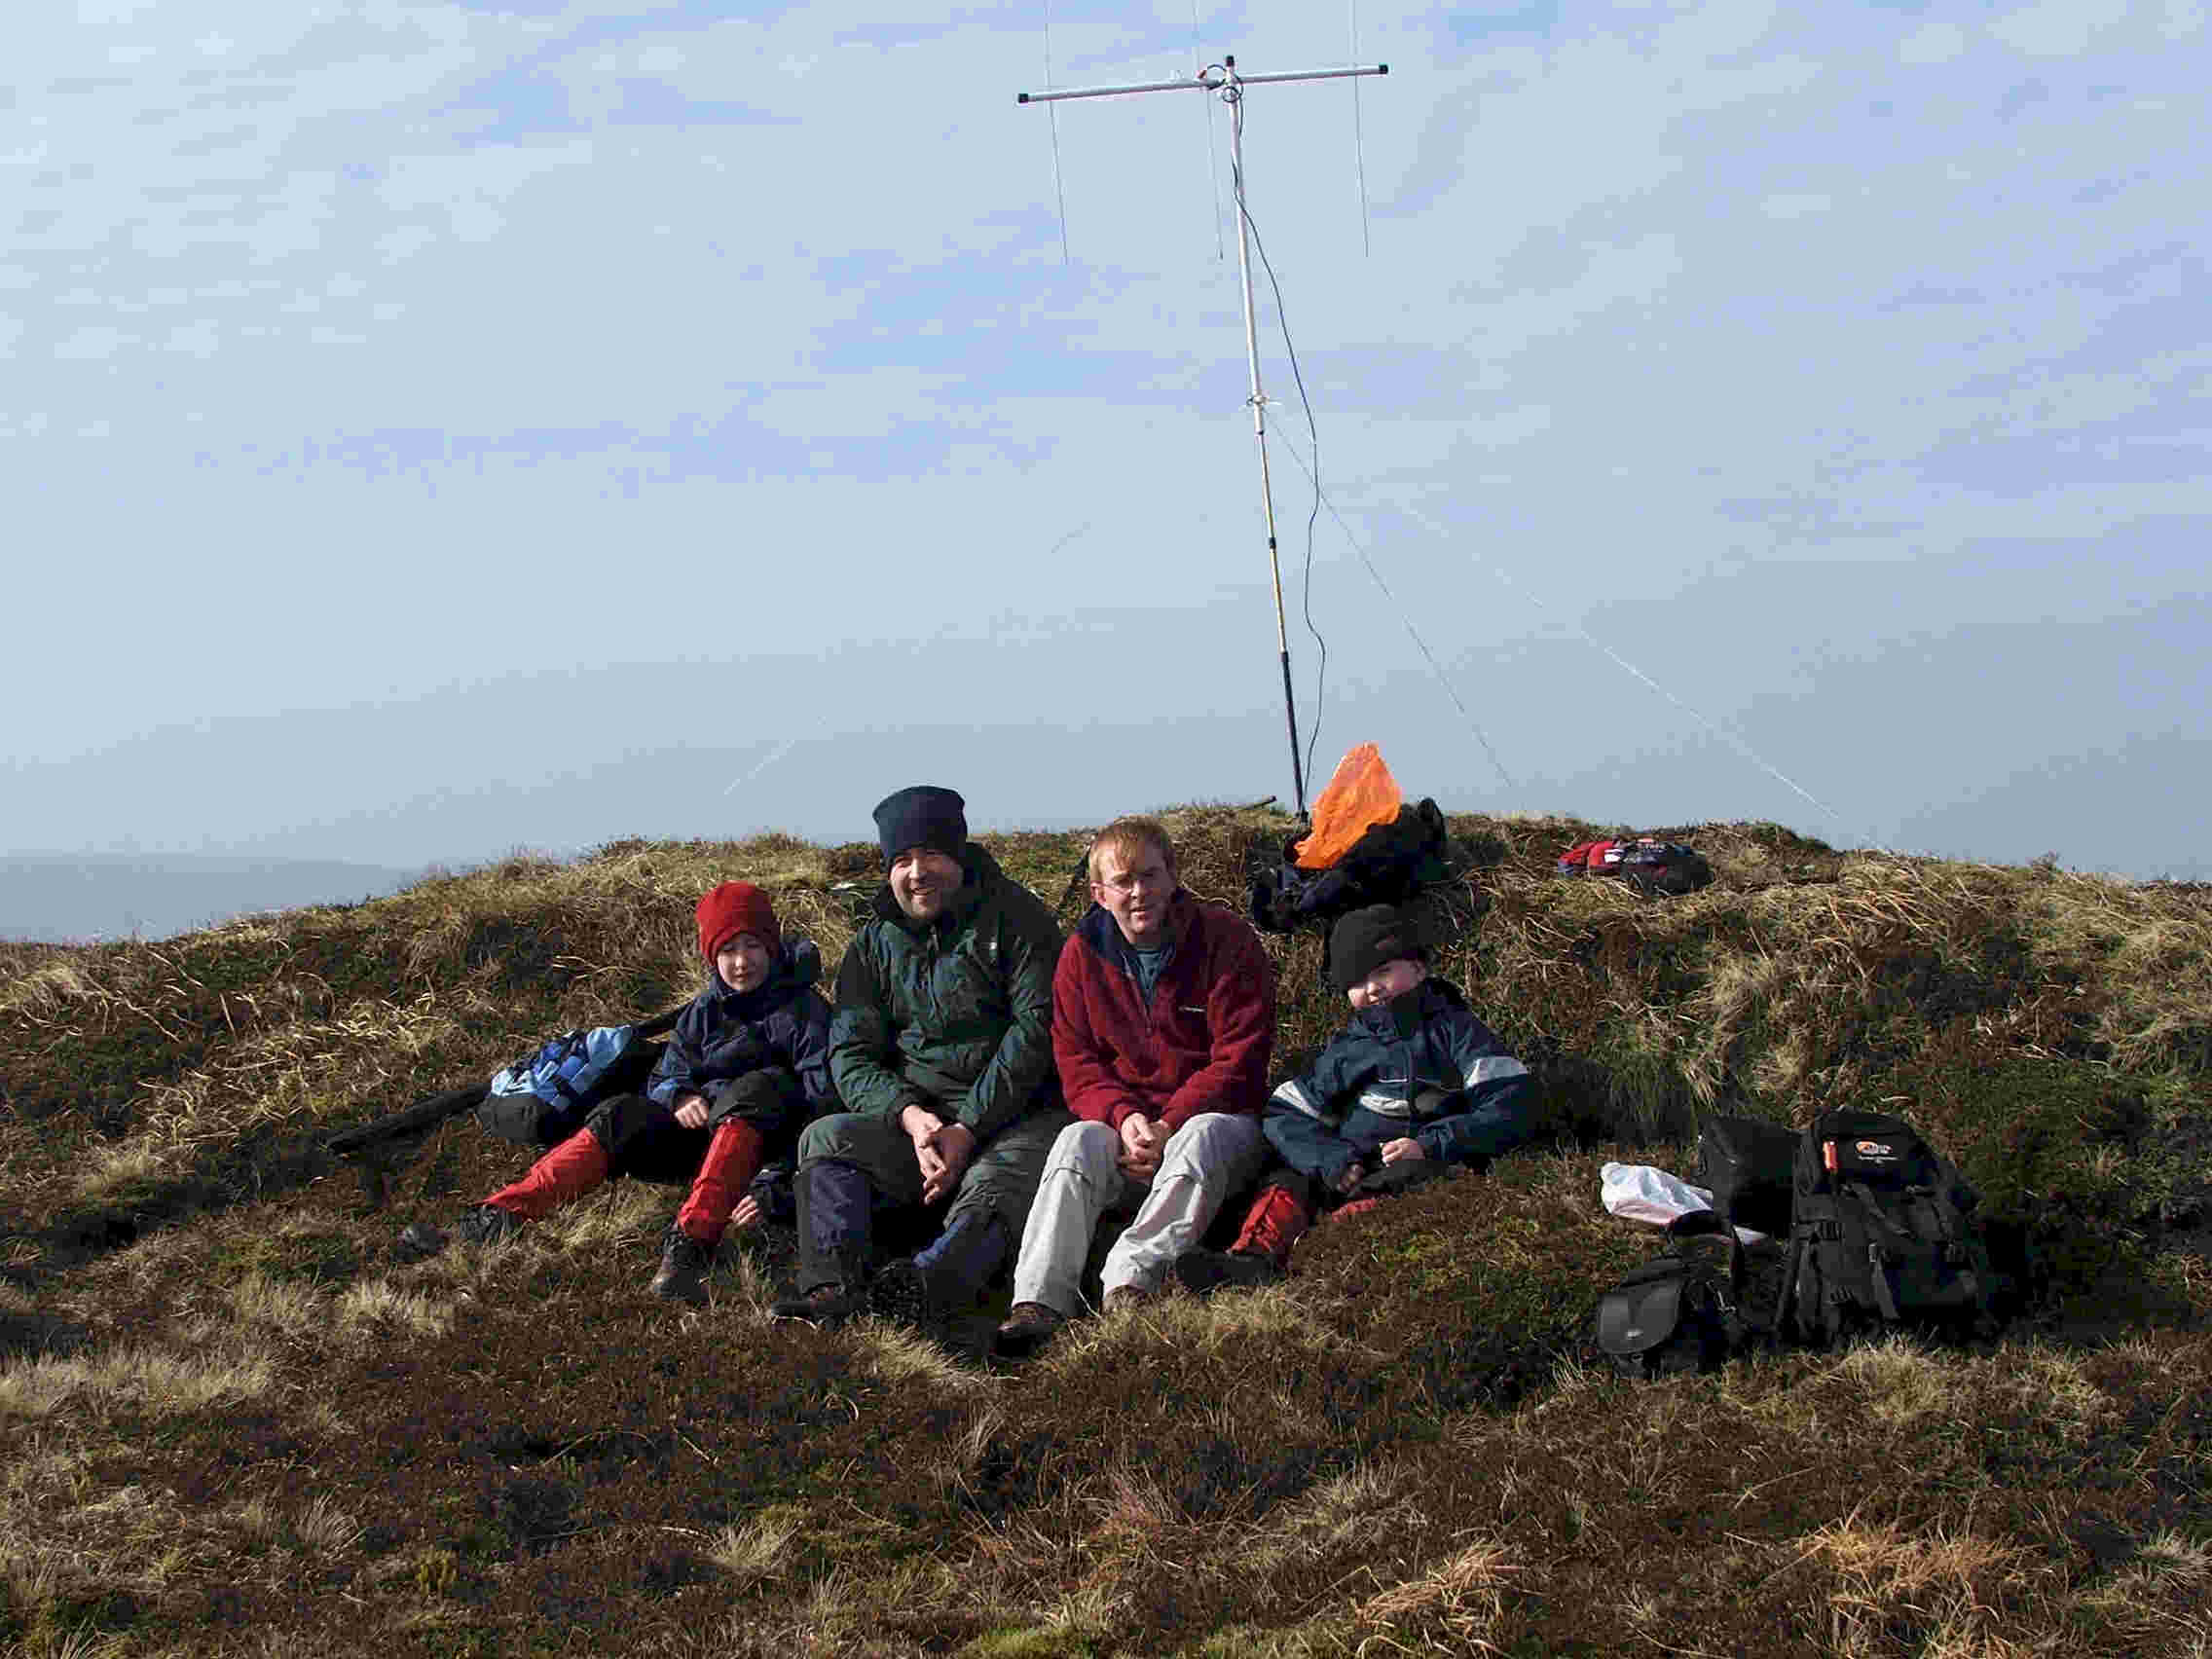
[[2, 855, 424, 945]]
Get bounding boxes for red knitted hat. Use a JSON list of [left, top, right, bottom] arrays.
[[695, 882, 780, 961]]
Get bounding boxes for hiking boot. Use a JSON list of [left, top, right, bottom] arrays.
[[456, 1204, 526, 1246], [648, 1228, 716, 1305], [868, 1257, 947, 1333], [1174, 1248, 1283, 1297], [1102, 1285, 1153, 1316], [769, 1282, 866, 1328], [992, 1302, 1066, 1360]]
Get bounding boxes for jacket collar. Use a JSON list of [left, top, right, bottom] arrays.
[[1076, 888, 1193, 974]]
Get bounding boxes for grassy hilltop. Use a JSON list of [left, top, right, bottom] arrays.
[[2, 805, 2208, 1657]]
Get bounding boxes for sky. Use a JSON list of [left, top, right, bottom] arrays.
[[7, 0, 2209, 885]]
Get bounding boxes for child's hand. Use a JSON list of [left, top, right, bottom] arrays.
[[1380, 1137, 1425, 1164], [1335, 1161, 1366, 1196], [730, 1194, 763, 1230], [674, 1094, 710, 1130]]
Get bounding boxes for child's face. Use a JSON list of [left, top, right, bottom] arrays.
[[1346, 956, 1427, 1010], [715, 932, 774, 993]]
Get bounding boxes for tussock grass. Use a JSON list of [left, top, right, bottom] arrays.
[[0, 1340, 273, 1420], [1354, 1534, 1517, 1641], [855, 1322, 993, 1394], [333, 1277, 454, 1342], [537, 1178, 670, 1257], [221, 1272, 327, 1340], [707, 1509, 802, 1587], [2, 810, 2209, 1655]]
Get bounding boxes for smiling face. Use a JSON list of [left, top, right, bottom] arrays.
[[1091, 839, 1176, 949], [714, 932, 775, 994], [888, 847, 964, 923], [1346, 956, 1427, 1011]]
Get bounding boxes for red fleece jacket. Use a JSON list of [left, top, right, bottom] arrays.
[[1051, 892, 1276, 1133]]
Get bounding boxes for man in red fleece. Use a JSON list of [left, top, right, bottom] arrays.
[[993, 817, 1275, 1357]]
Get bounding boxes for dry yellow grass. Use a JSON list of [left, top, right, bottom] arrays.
[[0, 1341, 274, 1421], [1, 813, 2207, 1658]]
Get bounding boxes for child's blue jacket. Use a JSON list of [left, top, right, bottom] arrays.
[[1265, 977, 1531, 1191]]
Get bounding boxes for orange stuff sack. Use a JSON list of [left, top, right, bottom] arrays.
[[1293, 744, 1405, 870]]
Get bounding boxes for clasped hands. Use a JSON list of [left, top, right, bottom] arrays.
[[1117, 1113, 1164, 1182], [902, 1104, 978, 1204]]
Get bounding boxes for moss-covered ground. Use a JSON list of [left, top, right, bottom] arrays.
[[2, 807, 2206, 1655]]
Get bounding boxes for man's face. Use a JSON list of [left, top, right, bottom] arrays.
[[714, 932, 774, 994], [889, 847, 964, 923], [1091, 841, 1175, 948], [1346, 956, 1427, 1010]]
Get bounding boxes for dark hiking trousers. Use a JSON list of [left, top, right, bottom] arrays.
[[793, 1105, 1070, 1292], [584, 1092, 711, 1185]]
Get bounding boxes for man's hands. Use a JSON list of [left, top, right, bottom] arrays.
[[674, 1092, 710, 1130], [1118, 1113, 1164, 1182], [729, 1194, 763, 1231], [903, 1104, 978, 1204]]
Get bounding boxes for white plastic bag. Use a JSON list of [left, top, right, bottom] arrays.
[[1599, 1161, 1768, 1244]]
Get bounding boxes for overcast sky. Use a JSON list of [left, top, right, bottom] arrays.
[[8, 0, 2208, 882]]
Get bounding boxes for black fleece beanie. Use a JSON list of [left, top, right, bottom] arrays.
[[1328, 904, 1425, 994], [873, 786, 968, 868]]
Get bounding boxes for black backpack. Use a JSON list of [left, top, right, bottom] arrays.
[[1248, 799, 1451, 940], [1777, 1108, 2001, 1345], [1595, 1211, 1745, 1381], [1694, 1112, 1800, 1240]]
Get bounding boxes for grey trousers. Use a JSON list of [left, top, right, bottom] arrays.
[[1010, 1112, 1268, 1314], [797, 1105, 1073, 1240]]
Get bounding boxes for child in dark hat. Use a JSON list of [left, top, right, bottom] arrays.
[[401, 881, 836, 1304], [1178, 903, 1534, 1294]]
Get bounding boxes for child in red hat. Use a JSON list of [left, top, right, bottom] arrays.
[[404, 881, 835, 1303]]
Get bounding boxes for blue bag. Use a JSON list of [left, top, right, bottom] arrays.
[[476, 1023, 666, 1147]]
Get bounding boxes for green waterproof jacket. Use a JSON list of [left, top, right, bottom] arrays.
[[829, 843, 1064, 1143]]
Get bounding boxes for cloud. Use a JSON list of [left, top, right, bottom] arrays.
[[5, 0, 2209, 877]]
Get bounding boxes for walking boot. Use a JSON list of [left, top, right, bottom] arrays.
[[1173, 1247, 1283, 1295], [648, 1227, 716, 1304], [1173, 1182, 1309, 1296], [991, 1302, 1066, 1360], [871, 1213, 1008, 1334]]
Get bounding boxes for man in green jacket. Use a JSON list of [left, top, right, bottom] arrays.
[[772, 785, 1070, 1332]]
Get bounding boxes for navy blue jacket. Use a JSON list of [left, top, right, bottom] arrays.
[[647, 939, 835, 1130], [1265, 977, 1531, 1191]]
